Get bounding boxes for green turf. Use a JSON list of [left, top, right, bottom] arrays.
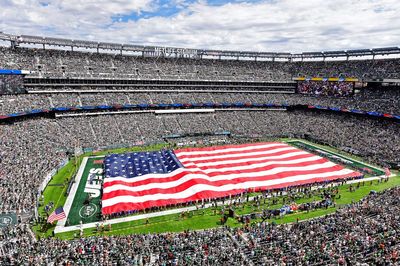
[[34, 144, 169, 237], [287, 141, 384, 177], [285, 139, 384, 173], [66, 157, 103, 226], [33, 160, 78, 237], [54, 175, 400, 240], [35, 138, 400, 240], [247, 174, 400, 225]]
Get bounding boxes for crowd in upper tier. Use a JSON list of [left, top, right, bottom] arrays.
[[1, 46, 400, 80], [0, 86, 399, 115]]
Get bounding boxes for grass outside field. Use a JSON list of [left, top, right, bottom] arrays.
[[33, 143, 169, 237], [32, 160, 77, 236], [54, 174, 400, 240]]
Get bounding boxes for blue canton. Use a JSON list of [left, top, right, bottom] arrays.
[[104, 150, 183, 178]]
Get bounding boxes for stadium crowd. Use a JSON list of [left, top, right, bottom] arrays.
[[0, 44, 399, 265], [0, 118, 67, 214], [0, 47, 291, 81], [1, 186, 398, 265], [0, 110, 399, 216], [1, 86, 399, 115], [237, 186, 400, 265], [297, 81, 354, 97], [0, 75, 24, 94], [1, 46, 400, 80]]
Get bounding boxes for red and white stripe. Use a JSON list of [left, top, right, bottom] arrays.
[[47, 211, 66, 224], [102, 142, 361, 214], [384, 168, 391, 177]]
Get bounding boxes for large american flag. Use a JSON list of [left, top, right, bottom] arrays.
[[102, 142, 361, 215], [47, 207, 66, 224]]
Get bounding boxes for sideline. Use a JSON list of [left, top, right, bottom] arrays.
[[55, 156, 103, 231], [54, 176, 382, 234]]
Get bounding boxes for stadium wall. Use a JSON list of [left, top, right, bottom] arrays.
[[1, 103, 398, 122]]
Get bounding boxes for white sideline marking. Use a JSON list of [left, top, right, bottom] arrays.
[[55, 156, 103, 231], [54, 177, 387, 234], [55, 203, 209, 234]]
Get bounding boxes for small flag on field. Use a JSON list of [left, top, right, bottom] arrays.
[[384, 168, 391, 177], [47, 207, 66, 224]]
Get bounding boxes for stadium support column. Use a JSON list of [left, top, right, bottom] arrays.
[[10, 40, 18, 49]]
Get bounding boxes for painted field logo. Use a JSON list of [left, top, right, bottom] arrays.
[[84, 168, 103, 198], [0, 216, 13, 227], [79, 203, 98, 218]]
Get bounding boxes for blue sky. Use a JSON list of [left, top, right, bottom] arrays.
[[0, 0, 399, 52], [111, 0, 265, 22]]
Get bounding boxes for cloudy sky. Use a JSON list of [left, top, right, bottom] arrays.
[[0, 0, 399, 52]]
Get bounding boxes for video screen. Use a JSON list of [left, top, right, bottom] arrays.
[[297, 81, 354, 97], [0, 75, 25, 94]]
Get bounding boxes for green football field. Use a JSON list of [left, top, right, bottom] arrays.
[[33, 139, 400, 240], [66, 157, 103, 226]]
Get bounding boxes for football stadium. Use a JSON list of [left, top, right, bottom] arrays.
[[1, 1, 400, 265]]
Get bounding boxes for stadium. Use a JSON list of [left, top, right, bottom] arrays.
[[0, 2, 400, 264]]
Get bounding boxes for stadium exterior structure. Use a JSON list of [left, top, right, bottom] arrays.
[[1, 32, 400, 61]]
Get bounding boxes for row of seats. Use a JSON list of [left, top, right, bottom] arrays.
[[1, 47, 400, 80], [0, 86, 399, 115]]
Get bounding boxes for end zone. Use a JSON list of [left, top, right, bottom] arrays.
[[55, 156, 103, 233]]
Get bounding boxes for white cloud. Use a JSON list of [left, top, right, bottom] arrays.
[[0, 0, 399, 52]]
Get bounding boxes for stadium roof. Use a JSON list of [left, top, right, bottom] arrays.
[[1, 32, 399, 60]]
